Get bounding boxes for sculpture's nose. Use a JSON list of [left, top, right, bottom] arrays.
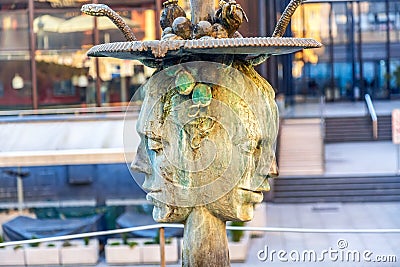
[[130, 140, 152, 175], [268, 157, 279, 178]]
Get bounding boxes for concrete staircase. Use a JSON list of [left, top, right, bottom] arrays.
[[325, 115, 392, 143], [273, 115, 398, 203], [277, 118, 324, 176], [273, 175, 400, 203]]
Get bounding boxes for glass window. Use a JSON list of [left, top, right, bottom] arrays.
[[35, 61, 82, 106], [291, 3, 331, 100], [389, 1, 400, 43], [0, 81, 4, 97], [332, 3, 349, 44], [35, 11, 95, 51], [32, 2, 155, 108], [53, 80, 75, 96], [390, 59, 400, 95], [291, 3, 330, 43], [359, 1, 387, 43], [333, 62, 353, 100], [0, 59, 32, 109], [0, 10, 29, 51]]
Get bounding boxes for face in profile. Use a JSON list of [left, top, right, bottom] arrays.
[[131, 61, 278, 223]]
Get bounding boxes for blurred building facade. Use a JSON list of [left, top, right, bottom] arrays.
[[0, 0, 399, 109], [1, 0, 399, 207], [0, 0, 159, 110], [262, 0, 400, 104]]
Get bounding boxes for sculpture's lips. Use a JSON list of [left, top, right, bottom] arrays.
[[239, 187, 264, 203], [149, 189, 162, 193], [239, 187, 262, 194], [146, 192, 164, 207], [147, 190, 162, 201]]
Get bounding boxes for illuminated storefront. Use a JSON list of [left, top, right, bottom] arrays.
[[3, 0, 396, 109], [263, 0, 400, 103], [0, 0, 160, 109], [0, 0, 262, 110]]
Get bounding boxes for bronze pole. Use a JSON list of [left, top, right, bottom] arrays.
[[159, 227, 166, 267], [155, 0, 162, 40], [189, 0, 215, 24], [28, 0, 38, 110], [93, 0, 102, 107]]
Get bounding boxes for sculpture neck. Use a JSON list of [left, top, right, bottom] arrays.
[[189, 0, 215, 24], [182, 206, 230, 267]]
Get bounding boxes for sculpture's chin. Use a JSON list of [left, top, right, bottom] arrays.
[[147, 195, 192, 223], [235, 203, 255, 222], [204, 188, 263, 222], [238, 188, 264, 204], [152, 205, 174, 223]]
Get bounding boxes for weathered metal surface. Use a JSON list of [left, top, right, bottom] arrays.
[[273, 0, 305, 37], [87, 37, 321, 59], [81, 4, 137, 41], [83, 1, 319, 266], [189, 0, 215, 24], [160, 0, 187, 30], [131, 61, 279, 266]]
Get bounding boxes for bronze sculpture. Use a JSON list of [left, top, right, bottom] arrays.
[[83, 0, 320, 265]]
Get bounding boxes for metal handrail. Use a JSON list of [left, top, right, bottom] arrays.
[[0, 103, 141, 117], [1, 224, 400, 248], [365, 94, 378, 140]]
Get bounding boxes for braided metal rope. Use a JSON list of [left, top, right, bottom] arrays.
[[81, 4, 137, 41], [273, 0, 304, 37]]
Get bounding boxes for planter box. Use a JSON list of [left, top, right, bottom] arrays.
[[105, 237, 179, 265], [141, 238, 178, 264], [105, 238, 141, 265], [0, 246, 25, 266], [229, 232, 250, 262], [60, 239, 99, 265], [24, 242, 61, 265]]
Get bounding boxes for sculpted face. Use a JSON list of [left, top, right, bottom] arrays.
[[131, 61, 278, 223]]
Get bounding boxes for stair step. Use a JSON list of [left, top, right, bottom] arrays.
[[274, 195, 400, 203], [273, 175, 400, 203], [325, 115, 392, 142], [275, 183, 400, 191], [275, 176, 400, 185], [278, 119, 324, 176]]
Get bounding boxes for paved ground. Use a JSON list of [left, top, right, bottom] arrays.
[[325, 141, 400, 176], [3, 140, 399, 267], [95, 136, 400, 267], [94, 202, 400, 267]]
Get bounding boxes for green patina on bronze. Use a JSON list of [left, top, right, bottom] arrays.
[[175, 70, 196, 95], [192, 83, 212, 107], [160, 86, 177, 124], [83, 1, 320, 266]]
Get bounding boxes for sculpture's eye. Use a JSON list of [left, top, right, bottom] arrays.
[[256, 139, 263, 149]]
